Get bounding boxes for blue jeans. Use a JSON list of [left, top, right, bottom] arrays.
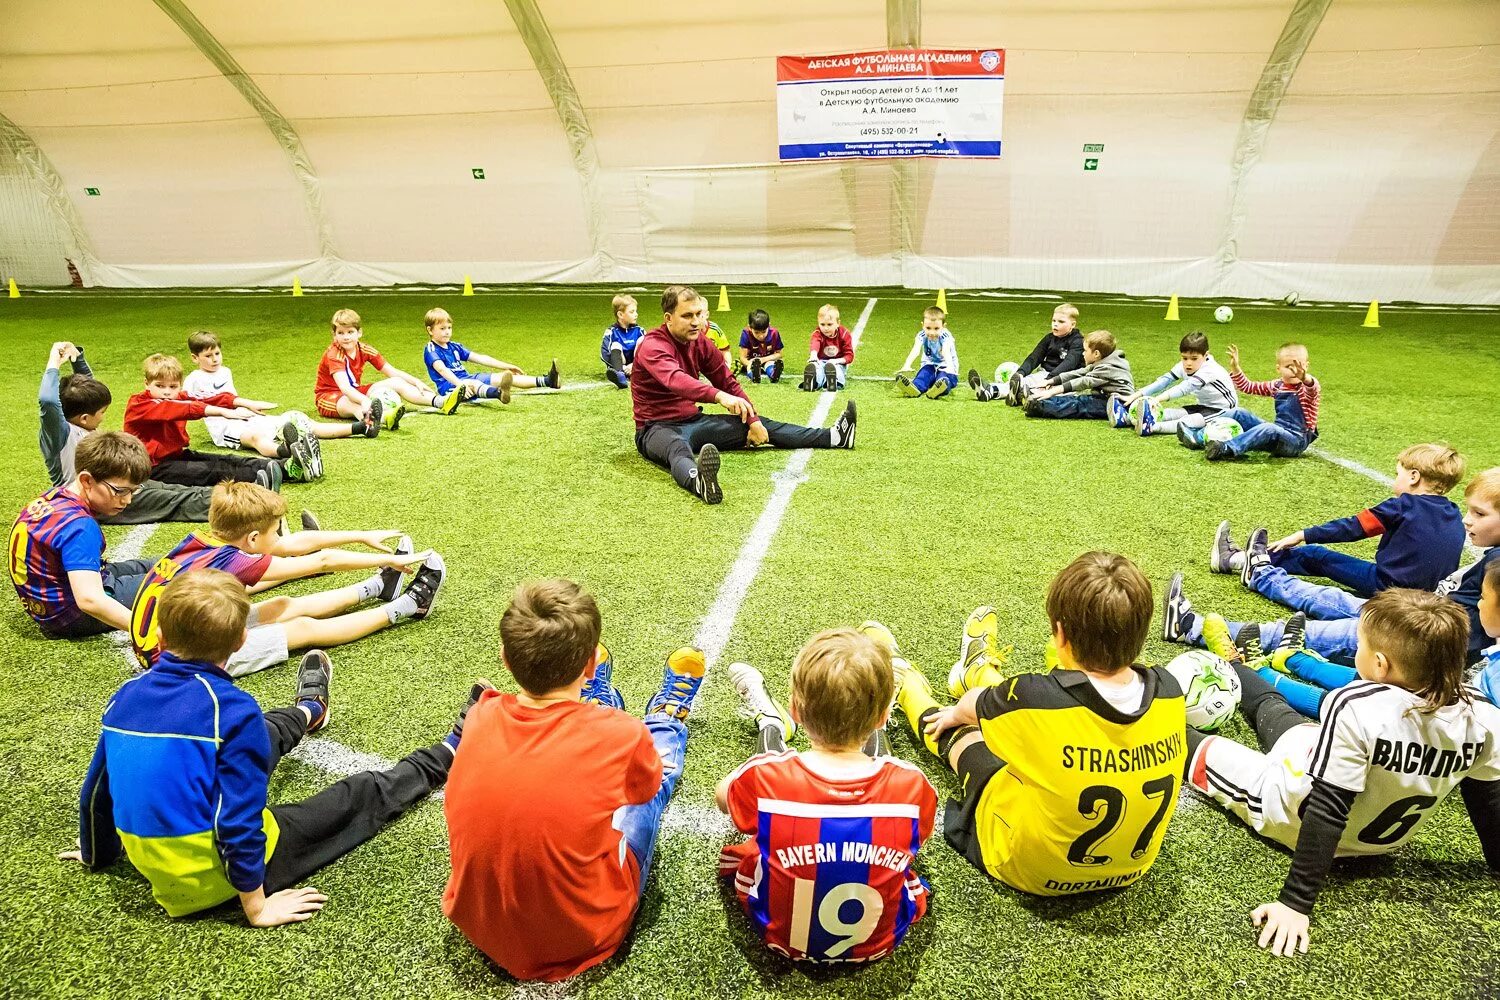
[[1218, 392, 1314, 459], [1028, 393, 1108, 420], [812, 361, 847, 389], [1226, 617, 1360, 664], [1271, 545, 1381, 597], [912, 365, 958, 396], [1249, 565, 1368, 620], [614, 714, 689, 897]]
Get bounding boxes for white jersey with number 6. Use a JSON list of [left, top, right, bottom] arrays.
[[1191, 680, 1500, 855]]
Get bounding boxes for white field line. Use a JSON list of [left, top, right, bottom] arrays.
[[690, 295, 877, 671], [104, 524, 160, 655]]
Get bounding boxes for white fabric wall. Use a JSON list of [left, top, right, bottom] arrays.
[[0, 0, 1496, 302]]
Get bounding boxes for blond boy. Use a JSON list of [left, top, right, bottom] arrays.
[[602, 293, 645, 388], [901, 552, 1187, 895], [718, 627, 936, 962], [423, 307, 559, 404], [313, 308, 461, 431], [802, 304, 855, 391], [1205, 342, 1320, 461]]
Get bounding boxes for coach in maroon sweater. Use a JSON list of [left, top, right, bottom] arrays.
[[632, 285, 856, 504]]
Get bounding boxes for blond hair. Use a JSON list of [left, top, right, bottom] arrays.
[[612, 294, 637, 321], [818, 303, 840, 320], [789, 628, 893, 749], [143, 353, 183, 384], [500, 579, 602, 695], [1045, 552, 1152, 674], [1054, 303, 1080, 324], [1464, 467, 1500, 509], [1084, 330, 1116, 356], [208, 482, 286, 541], [1277, 342, 1309, 362], [424, 307, 451, 330], [1398, 443, 1465, 494], [923, 305, 946, 322], [1360, 588, 1470, 711], [331, 308, 361, 332], [156, 569, 250, 664]]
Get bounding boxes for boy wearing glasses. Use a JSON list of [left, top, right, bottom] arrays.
[[9, 432, 165, 639]]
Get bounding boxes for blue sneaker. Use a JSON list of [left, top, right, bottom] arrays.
[[581, 641, 625, 710], [645, 647, 707, 721], [1135, 399, 1157, 436], [1108, 395, 1131, 428], [1177, 422, 1205, 450]]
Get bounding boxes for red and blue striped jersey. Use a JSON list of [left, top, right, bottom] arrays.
[[129, 532, 270, 667], [9, 487, 105, 632], [719, 752, 936, 963]]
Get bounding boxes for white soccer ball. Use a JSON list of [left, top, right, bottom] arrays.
[[1165, 649, 1242, 732], [1283, 292, 1300, 307], [994, 361, 1019, 387], [368, 383, 404, 429], [1214, 305, 1234, 324], [281, 409, 314, 439], [1203, 416, 1243, 443]]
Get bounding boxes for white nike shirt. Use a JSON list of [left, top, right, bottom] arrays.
[[183, 366, 237, 441]]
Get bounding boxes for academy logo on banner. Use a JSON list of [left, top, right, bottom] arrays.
[[776, 48, 1005, 161]]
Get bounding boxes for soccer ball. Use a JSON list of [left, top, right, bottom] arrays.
[[1214, 305, 1234, 323], [1203, 416, 1243, 443], [1128, 395, 1162, 426], [1283, 292, 1300, 307], [280, 409, 314, 440], [994, 361, 1019, 387], [368, 383, 404, 429], [1165, 649, 1242, 732]]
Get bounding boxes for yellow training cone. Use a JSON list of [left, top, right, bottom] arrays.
[[292, 276, 303, 297], [717, 285, 730, 312], [1164, 294, 1180, 321], [936, 288, 947, 311], [7, 278, 18, 299], [1361, 300, 1380, 328], [463, 275, 474, 296]]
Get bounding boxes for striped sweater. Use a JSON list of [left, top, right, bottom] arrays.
[[1231, 370, 1320, 433]]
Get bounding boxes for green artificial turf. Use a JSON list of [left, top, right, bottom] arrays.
[[0, 288, 1496, 999]]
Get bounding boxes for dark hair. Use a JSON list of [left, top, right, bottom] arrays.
[[1485, 558, 1500, 596], [1045, 552, 1153, 673], [60, 376, 112, 419], [1179, 331, 1209, 355], [187, 330, 220, 355], [1360, 588, 1470, 711], [747, 308, 771, 332], [74, 431, 151, 485], [500, 579, 603, 695], [661, 285, 702, 315]]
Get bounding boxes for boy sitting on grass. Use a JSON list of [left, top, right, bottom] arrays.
[[898, 552, 1187, 896], [1203, 342, 1320, 461], [423, 307, 559, 404], [39, 341, 215, 524], [65, 568, 485, 925], [11, 432, 163, 639], [185, 329, 372, 473], [124, 353, 295, 487], [443, 580, 706, 981], [802, 303, 855, 392], [1019, 329, 1133, 420], [1110, 330, 1237, 438], [1183, 589, 1500, 957], [738, 308, 785, 384], [128, 481, 442, 677], [1212, 443, 1467, 597], [315, 307, 462, 431], [971, 304, 1083, 405], [896, 306, 960, 399], [718, 625, 937, 963], [602, 293, 645, 388]]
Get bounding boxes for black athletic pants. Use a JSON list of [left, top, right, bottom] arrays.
[[257, 707, 451, 892], [635, 413, 831, 493], [151, 449, 272, 488]]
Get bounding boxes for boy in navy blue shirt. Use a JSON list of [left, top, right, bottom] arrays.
[[602, 293, 645, 388], [424, 308, 559, 404], [1213, 443, 1467, 600], [65, 568, 487, 925]]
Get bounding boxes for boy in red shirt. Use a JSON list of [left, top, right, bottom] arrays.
[[442, 580, 706, 981], [718, 624, 936, 963], [800, 303, 855, 392], [314, 308, 462, 430], [123, 354, 292, 488]]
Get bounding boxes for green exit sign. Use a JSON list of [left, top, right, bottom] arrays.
[[84, 187, 100, 196], [471, 168, 485, 180], [1083, 143, 1104, 153], [1084, 158, 1099, 171]]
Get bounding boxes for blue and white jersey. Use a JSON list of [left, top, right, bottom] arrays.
[[424, 340, 473, 390], [601, 323, 646, 362], [902, 330, 959, 375]]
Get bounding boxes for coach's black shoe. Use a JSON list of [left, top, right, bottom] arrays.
[[296, 650, 334, 734], [832, 400, 857, 449], [693, 444, 723, 505], [1162, 572, 1198, 643], [800, 361, 817, 392]]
